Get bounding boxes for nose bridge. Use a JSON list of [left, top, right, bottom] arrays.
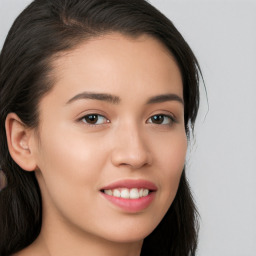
[[111, 120, 152, 169]]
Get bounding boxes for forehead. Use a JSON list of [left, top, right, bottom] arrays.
[[46, 33, 183, 104]]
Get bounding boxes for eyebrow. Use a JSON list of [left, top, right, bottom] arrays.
[[66, 92, 183, 105], [66, 92, 120, 105], [146, 94, 184, 105]]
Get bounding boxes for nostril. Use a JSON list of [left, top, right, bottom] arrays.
[[110, 139, 152, 169]]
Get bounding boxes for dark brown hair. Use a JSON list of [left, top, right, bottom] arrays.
[[0, 0, 201, 255]]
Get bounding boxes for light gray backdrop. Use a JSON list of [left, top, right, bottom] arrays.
[[1, 0, 255, 255]]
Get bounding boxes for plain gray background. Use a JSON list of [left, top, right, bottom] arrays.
[[1, 0, 255, 255]]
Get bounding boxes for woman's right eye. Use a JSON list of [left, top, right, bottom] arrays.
[[81, 114, 109, 125]]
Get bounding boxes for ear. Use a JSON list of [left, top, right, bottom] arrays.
[[5, 113, 37, 172]]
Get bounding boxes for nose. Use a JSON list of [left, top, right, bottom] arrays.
[[111, 123, 152, 169]]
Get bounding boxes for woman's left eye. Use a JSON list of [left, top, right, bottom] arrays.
[[81, 114, 109, 125], [147, 114, 175, 125]]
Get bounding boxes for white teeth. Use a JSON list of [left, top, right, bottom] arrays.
[[104, 189, 112, 196], [130, 188, 139, 199], [142, 189, 149, 197], [120, 188, 130, 199], [113, 189, 121, 197], [104, 188, 150, 199]]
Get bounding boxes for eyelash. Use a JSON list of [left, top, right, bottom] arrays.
[[80, 114, 110, 126], [147, 114, 176, 126], [80, 113, 176, 127]]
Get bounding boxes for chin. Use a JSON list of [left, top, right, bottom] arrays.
[[101, 224, 156, 244]]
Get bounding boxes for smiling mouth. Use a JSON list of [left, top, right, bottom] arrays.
[[100, 180, 157, 212], [101, 188, 153, 199]]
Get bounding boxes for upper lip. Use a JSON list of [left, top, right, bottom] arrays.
[[100, 179, 158, 191]]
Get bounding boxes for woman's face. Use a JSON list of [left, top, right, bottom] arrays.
[[32, 33, 187, 243]]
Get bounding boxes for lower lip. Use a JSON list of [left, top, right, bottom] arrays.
[[101, 192, 156, 213]]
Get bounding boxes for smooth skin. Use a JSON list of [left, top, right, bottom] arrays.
[[6, 33, 187, 256]]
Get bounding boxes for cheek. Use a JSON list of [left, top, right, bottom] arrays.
[[37, 125, 107, 175], [156, 129, 187, 174], [34, 132, 112, 237], [34, 128, 108, 209], [154, 131, 187, 208]]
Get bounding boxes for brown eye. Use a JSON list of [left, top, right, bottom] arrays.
[[148, 114, 174, 125], [151, 115, 164, 124], [82, 114, 108, 125]]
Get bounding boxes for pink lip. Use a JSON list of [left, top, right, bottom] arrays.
[[101, 192, 156, 213], [100, 179, 157, 213], [100, 179, 158, 191]]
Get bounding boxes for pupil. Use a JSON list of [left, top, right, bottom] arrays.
[[86, 115, 98, 124], [152, 115, 163, 124]]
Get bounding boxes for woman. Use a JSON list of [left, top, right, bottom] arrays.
[[0, 0, 201, 255]]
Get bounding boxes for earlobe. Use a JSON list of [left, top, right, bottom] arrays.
[[5, 113, 37, 172]]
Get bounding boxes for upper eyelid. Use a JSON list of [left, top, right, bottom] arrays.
[[76, 110, 109, 119], [79, 114, 110, 127], [147, 112, 177, 121], [80, 113, 108, 120], [77, 111, 177, 124], [147, 114, 176, 123]]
